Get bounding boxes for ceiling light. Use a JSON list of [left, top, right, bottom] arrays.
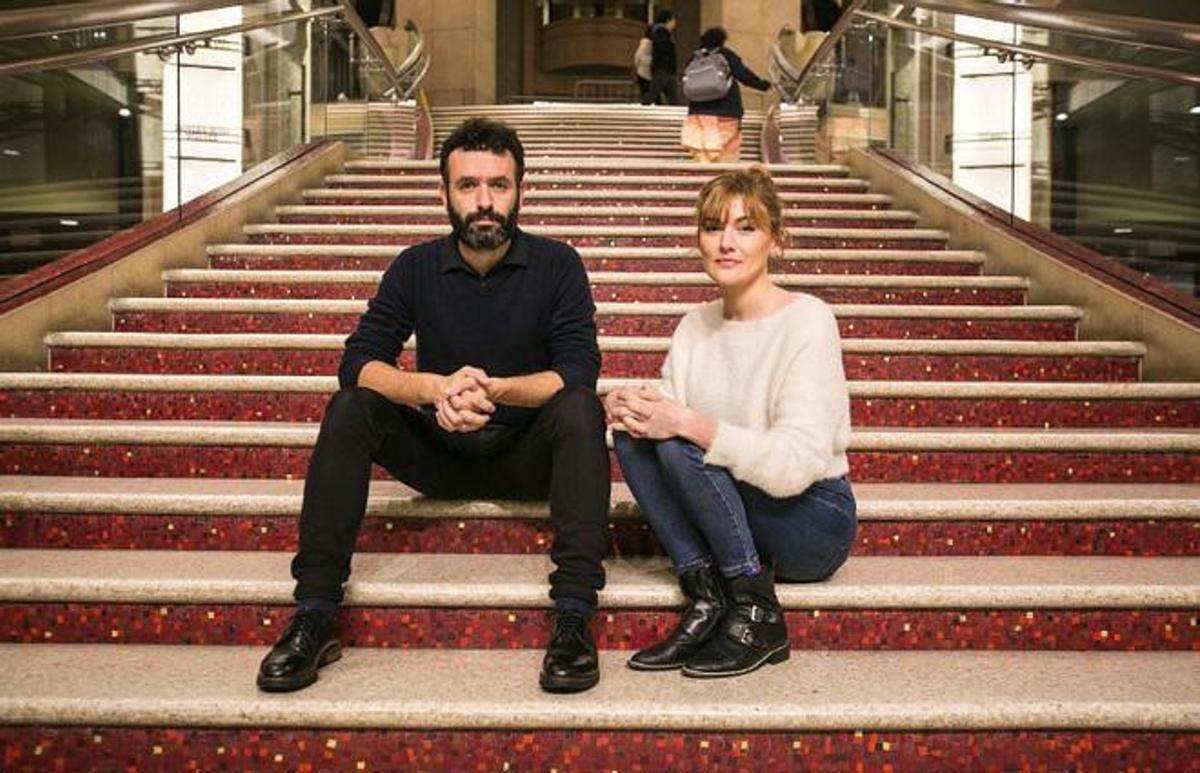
[[1, 149, 19, 157], [60, 219, 79, 227], [118, 107, 132, 117], [1054, 112, 1068, 122], [1112, 227, 1133, 234]]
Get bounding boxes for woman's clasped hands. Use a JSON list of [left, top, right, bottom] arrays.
[[604, 385, 690, 439]]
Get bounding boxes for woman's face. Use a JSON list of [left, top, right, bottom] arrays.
[[698, 196, 776, 292]]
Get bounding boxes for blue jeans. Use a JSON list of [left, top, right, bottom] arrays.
[[613, 433, 857, 582]]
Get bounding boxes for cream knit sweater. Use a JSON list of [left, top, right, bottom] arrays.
[[659, 293, 852, 498]]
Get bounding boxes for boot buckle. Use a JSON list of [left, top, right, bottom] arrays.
[[739, 628, 756, 645], [748, 605, 765, 623]]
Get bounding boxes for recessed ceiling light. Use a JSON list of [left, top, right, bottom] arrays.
[[60, 219, 79, 227], [1190, 105, 1200, 116], [118, 107, 132, 117], [1, 149, 19, 157], [1054, 112, 1068, 122], [1112, 227, 1133, 234]]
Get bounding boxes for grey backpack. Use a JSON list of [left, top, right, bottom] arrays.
[[682, 48, 733, 102]]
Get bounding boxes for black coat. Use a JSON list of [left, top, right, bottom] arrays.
[[649, 24, 677, 74], [686, 47, 772, 119]]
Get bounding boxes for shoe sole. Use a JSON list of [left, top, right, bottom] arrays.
[[539, 669, 600, 694], [680, 643, 789, 679], [626, 657, 684, 672], [256, 640, 344, 693]]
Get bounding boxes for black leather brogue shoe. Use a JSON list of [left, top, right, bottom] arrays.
[[628, 564, 726, 671], [256, 609, 342, 693], [539, 611, 600, 693]]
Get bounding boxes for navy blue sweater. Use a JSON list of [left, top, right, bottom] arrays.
[[339, 230, 601, 428]]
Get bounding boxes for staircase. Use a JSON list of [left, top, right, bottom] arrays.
[[0, 104, 1197, 768]]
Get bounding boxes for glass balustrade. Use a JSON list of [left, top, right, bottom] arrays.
[[792, 0, 1200, 297], [0, 1, 415, 281]]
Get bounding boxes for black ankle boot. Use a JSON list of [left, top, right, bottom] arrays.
[[682, 564, 788, 678], [539, 610, 600, 693], [256, 609, 342, 692], [628, 564, 725, 671]]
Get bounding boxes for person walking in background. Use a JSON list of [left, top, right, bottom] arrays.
[[606, 168, 857, 678], [681, 27, 772, 162], [633, 25, 653, 102], [642, 10, 680, 106]]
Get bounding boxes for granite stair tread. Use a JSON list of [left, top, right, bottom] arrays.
[[108, 297, 1082, 320], [206, 244, 985, 263], [42, 331, 1149, 356], [3, 475, 1197, 520], [3, 645, 1193, 730], [0, 550, 1196, 607], [9, 372, 1195, 400], [342, 159, 822, 174], [241, 223, 948, 240], [300, 189, 895, 204], [4, 417, 1196, 451], [164, 268, 1025, 289], [324, 174, 870, 189], [272, 204, 920, 222]]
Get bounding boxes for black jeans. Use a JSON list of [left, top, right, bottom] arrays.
[[642, 69, 681, 105], [291, 385, 611, 605]]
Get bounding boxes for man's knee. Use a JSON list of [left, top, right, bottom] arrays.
[[544, 385, 605, 437], [322, 386, 390, 434]]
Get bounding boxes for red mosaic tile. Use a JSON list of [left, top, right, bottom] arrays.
[[278, 213, 912, 229], [2, 512, 1195, 557], [306, 194, 890, 209], [601, 352, 1141, 382], [3, 445, 1195, 482], [1, 728, 1195, 773], [171, 281, 1023, 306], [111, 310, 1077, 343], [7, 390, 1195, 428], [208, 253, 984, 276], [49, 347, 344, 376], [245, 233, 950, 251], [1, 604, 1194, 650]]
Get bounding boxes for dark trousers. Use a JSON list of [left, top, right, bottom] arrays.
[[291, 385, 611, 605], [642, 69, 681, 105]]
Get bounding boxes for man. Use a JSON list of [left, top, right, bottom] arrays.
[[642, 9, 680, 106], [256, 118, 611, 694]]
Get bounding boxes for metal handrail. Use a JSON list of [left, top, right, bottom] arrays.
[[774, 0, 1200, 103], [0, 3, 430, 100], [0, 0, 240, 40], [0, 7, 341, 79], [858, 9, 1200, 87], [900, 0, 1200, 54]]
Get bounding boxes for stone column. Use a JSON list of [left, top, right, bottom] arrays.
[[393, 0, 497, 105], [701, 0, 801, 112]]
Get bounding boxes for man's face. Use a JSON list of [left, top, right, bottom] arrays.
[[441, 149, 522, 250]]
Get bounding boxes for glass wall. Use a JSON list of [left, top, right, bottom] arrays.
[[0, 1, 404, 281], [799, 1, 1200, 296]]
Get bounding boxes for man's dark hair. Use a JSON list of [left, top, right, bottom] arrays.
[[654, 9, 675, 24], [699, 26, 727, 49], [439, 117, 525, 185]]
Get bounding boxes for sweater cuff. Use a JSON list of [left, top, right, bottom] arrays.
[[703, 419, 754, 470]]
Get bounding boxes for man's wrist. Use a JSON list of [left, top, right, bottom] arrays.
[[426, 374, 448, 404], [487, 377, 509, 403]]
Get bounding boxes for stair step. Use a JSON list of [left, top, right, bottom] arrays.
[[6, 374, 1196, 427], [44, 332, 1145, 381], [343, 159, 805, 175], [3, 478, 1194, 556], [108, 299, 1081, 340], [273, 204, 920, 228], [326, 174, 867, 191], [302, 188, 894, 208], [2, 550, 1195, 608], [2, 419, 1194, 482], [205, 245, 986, 275], [0, 646, 1194, 729], [241, 223, 949, 250], [164, 268, 1026, 305]]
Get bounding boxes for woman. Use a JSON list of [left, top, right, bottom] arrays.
[[633, 25, 653, 102], [607, 168, 856, 678], [681, 27, 772, 162]]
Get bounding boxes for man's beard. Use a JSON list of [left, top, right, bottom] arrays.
[[448, 201, 520, 250]]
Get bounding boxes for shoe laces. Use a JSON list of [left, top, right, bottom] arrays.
[[551, 611, 589, 643], [289, 611, 327, 647]]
